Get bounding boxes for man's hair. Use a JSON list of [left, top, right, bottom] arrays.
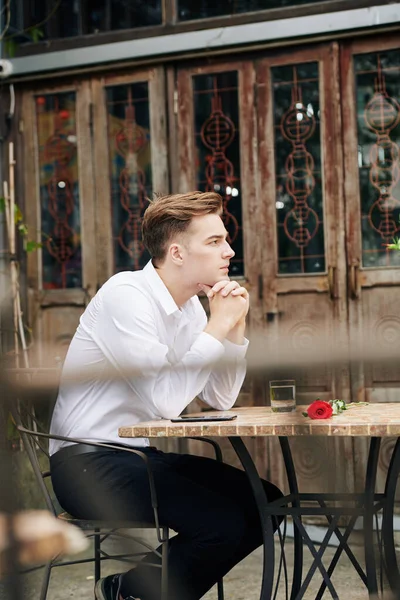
[[142, 191, 223, 262]]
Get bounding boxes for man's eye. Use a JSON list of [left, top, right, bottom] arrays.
[[210, 240, 218, 245]]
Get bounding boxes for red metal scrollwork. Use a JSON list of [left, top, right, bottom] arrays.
[[200, 76, 239, 244], [364, 56, 400, 249], [115, 88, 148, 270], [39, 96, 78, 289], [280, 68, 319, 249]]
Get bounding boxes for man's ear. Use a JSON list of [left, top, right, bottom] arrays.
[[169, 243, 184, 265]]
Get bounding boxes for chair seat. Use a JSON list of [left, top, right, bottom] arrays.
[[58, 511, 163, 531]]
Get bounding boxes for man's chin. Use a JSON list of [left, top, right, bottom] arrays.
[[212, 274, 230, 284]]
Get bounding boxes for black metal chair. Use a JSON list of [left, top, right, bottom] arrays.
[[11, 401, 225, 600]]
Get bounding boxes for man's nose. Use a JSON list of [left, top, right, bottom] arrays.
[[223, 242, 235, 259]]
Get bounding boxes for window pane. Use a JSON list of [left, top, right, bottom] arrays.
[[178, 0, 331, 21], [354, 49, 400, 269], [193, 71, 244, 277], [35, 92, 82, 289], [15, 0, 162, 40], [272, 62, 325, 275], [106, 82, 152, 272], [86, 0, 162, 32], [110, 0, 162, 29]]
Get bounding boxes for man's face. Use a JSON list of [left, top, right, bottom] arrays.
[[179, 213, 235, 287]]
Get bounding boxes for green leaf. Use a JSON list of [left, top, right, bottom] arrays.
[[385, 236, 400, 251], [30, 27, 44, 43], [26, 240, 43, 253], [4, 39, 18, 58], [302, 412, 308, 418], [14, 204, 23, 223]]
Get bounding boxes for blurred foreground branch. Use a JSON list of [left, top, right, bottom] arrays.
[[3, 323, 399, 395]]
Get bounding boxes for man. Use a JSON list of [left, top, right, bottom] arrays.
[[49, 191, 282, 600]]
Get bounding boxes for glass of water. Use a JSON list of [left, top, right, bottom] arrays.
[[270, 380, 296, 413]]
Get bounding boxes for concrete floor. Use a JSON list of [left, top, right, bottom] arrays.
[[10, 531, 397, 600]]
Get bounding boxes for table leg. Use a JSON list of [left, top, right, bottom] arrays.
[[364, 437, 381, 596], [229, 437, 275, 600], [279, 437, 303, 600], [382, 437, 400, 595]]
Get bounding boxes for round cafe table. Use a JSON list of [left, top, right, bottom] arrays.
[[119, 404, 400, 599]]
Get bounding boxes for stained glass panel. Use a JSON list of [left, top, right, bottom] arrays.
[[354, 49, 400, 268], [106, 82, 152, 272], [193, 71, 244, 277], [35, 92, 82, 289], [272, 62, 325, 275]]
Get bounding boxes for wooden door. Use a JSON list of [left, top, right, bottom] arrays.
[[22, 80, 97, 365], [175, 53, 353, 490], [255, 44, 354, 495], [21, 67, 168, 364], [342, 36, 400, 404], [341, 36, 400, 496], [176, 60, 262, 465]]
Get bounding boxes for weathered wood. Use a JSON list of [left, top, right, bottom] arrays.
[[91, 76, 113, 284], [256, 58, 278, 318], [166, 66, 179, 193], [149, 67, 169, 196], [177, 69, 195, 192], [76, 80, 97, 299], [21, 89, 39, 291]]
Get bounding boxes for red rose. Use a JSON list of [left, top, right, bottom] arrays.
[[307, 400, 333, 420]]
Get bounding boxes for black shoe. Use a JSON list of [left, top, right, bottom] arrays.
[[95, 574, 140, 600]]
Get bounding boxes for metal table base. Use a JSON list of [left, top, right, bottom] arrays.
[[230, 435, 400, 600]]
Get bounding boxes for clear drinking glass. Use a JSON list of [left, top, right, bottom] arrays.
[[270, 380, 296, 413]]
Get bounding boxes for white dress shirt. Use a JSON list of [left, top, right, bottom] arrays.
[[49, 261, 248, 455]]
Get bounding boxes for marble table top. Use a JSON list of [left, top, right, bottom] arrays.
[[119, 404, 400, 439]]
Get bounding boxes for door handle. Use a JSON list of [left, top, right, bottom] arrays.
[[349, 264, 360, 300], [328, 266, 338, 300], [266, 311, 284, 323]]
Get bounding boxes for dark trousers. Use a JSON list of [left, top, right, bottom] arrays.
[[50, 446, 283, 600]]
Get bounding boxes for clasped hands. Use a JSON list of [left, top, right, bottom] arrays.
[[199, 281, 249, 344]]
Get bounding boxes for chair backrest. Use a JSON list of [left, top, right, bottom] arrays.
[[9, 383, 58, 516]]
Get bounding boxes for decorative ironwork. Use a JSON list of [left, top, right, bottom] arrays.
[[364, 56, 400, 244], [36, 93, 82, 289], [280, 69, 319, 250], [355, 49, 400, 268], [193, 71, 244, 277], [200, 77, 239, 245], [273, 62, 325, 275], [115, 89, 148, 270], [107, 82, 152, 272]]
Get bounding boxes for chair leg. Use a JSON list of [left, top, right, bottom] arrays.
[[217, 579, 224, 600], [94, 529, 101, 583], [161, 527, 169, 600], [39, 561, 52, 600]]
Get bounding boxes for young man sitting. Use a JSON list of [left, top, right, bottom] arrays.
[[49, 191, 282, 600]]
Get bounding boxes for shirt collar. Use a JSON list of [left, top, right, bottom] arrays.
[[143, 260, 195, 317]]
